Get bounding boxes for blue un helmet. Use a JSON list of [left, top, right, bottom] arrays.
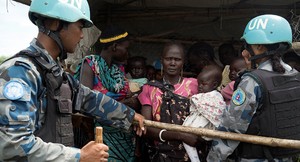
[[29, 0, 93, 28], [28, 0, 93, 60], [241, 14, 292, 47], [241, 14, 292, 68]]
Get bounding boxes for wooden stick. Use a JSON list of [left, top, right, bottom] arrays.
[[95, 126, 103, 143], [143, 120, 300, 149]]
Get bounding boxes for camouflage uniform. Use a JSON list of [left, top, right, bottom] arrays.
[[206, 59, 295, 162], [0, 39, 135, 162]]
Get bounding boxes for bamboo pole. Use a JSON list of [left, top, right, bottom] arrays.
[[143, 120, 300, 149], [95, 126, 103, 143], [291, 42, 300, 54]]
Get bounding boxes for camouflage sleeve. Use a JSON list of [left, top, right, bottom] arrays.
[[73, 78, 135, 130], [207, 75, 263, 161], [0, 58, 80, 162]]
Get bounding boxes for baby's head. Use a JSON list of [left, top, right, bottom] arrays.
[[229, 56, 247, 81], [197, 64, 222, 93], [127, 56, 147, 79]]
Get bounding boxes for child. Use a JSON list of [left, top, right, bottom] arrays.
[[217, 43, 238, 90], [145, 65, 156, 81], [127, 56, 148, 94], [221, 56, 247, 105], [183, 64, 226, 162], [126, 56, 149, 161]]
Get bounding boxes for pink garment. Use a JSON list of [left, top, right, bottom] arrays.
[[138, 78, 198, 121], [221, 81, 235, 105]]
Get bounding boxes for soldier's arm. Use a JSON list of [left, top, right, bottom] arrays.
[[207, 76, 262, 161], [75, 82, 135, 129], [0, 59, 81, 161], [71, 75, 135, 130]]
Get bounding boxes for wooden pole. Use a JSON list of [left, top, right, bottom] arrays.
[[291, 42, 300, 54], [95, 126, 103, 143], [143, 120, 300, 149]]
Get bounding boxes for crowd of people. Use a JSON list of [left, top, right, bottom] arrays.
[[1, 0, 300, 162]]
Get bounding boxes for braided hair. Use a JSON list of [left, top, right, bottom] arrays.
[[270, 53, 285, 73], [265, 43, 289, 74]]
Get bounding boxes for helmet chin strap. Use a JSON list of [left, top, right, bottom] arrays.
[[246, 43, 288, 69], [244, 44, 257, 69], [37, 21, 68, 60]]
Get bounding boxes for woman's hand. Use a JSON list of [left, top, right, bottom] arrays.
[[122, 96, 141, 112], [179, 132, 198, 147], [126, 90, 134, 98], [133, 113, 146, 136]]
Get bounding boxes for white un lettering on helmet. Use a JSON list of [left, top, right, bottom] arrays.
[[59, 0, 82, 9], [248, 18, 269, 30]]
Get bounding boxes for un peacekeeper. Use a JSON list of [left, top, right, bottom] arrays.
[[207, 14, 299, 161], [0, 0, 145, 161]]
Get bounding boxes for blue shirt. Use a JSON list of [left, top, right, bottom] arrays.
[[207, 59, 296, 162], [0, 39, 135, 162]]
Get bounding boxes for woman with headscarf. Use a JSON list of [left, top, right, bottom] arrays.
[[74, 25, 136, 162]]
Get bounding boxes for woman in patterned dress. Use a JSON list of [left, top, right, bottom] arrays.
[[74, 25, 136, 162], [138, 42, 201, 162]]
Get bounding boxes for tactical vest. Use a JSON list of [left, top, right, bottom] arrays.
[[14, 50, 75, 147], [236, 69, 300, 159]]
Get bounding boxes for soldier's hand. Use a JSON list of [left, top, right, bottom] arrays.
[[133, 113, 146, 136], [80, 141, 109, 162]]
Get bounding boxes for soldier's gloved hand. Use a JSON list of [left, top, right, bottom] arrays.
[[80, 141, 109, 162]]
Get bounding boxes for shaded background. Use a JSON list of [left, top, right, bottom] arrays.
[[14, 0, 300, 65]]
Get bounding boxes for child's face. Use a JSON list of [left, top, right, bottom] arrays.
[[229, 59, 246, 81], [130, 61, 146, 79], [146, 68, 156, 80], [197, 71, 216, 93]]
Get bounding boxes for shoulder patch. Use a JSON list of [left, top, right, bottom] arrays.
[[3, 80, 25, 100], [232, 88, 246, 106]]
